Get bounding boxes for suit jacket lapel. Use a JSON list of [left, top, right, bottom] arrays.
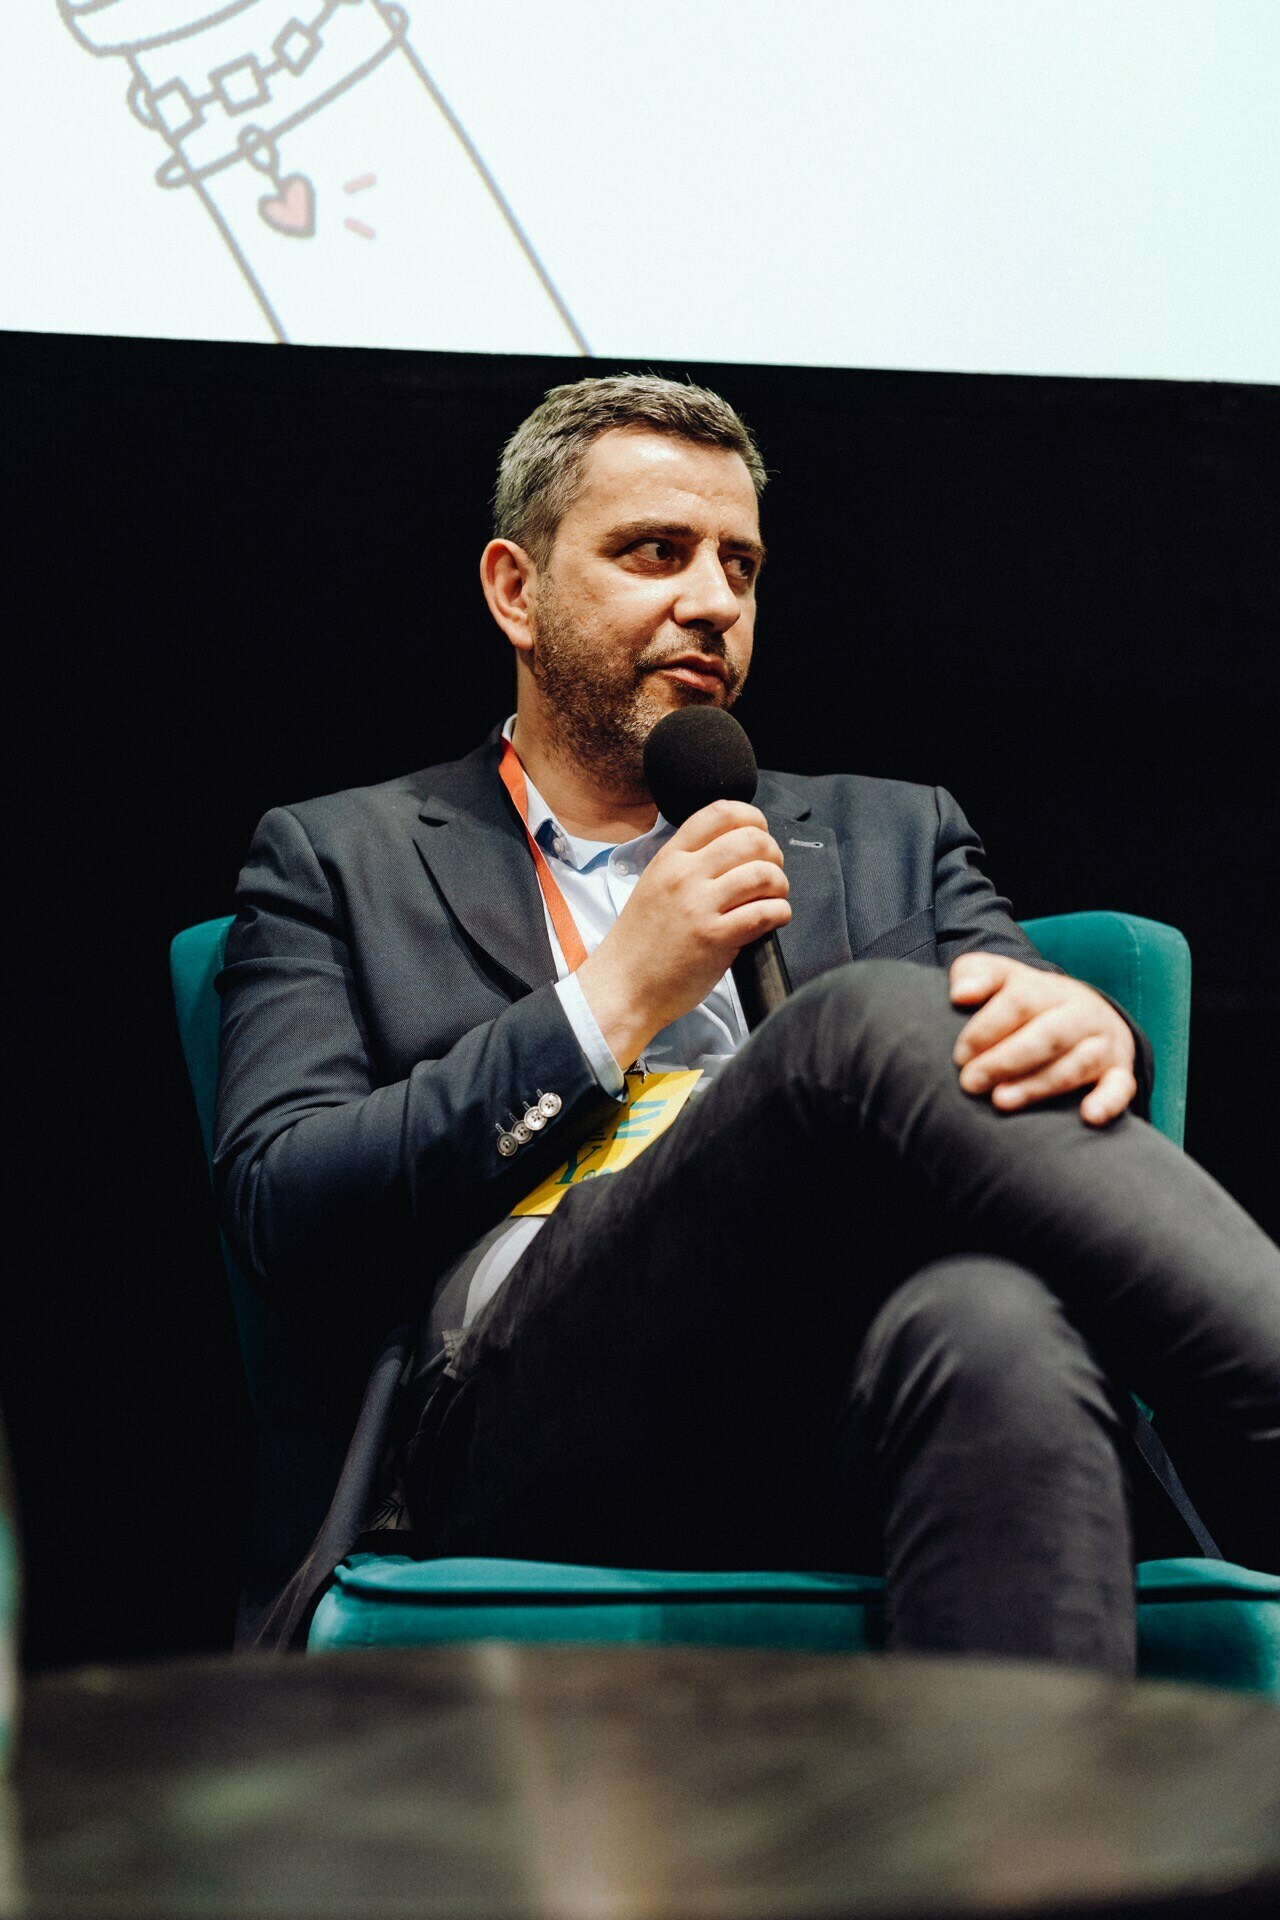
[[411, 732, 557, 996], [758, 775, 854, 987]]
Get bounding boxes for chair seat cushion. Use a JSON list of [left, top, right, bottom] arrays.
[[1131, 1559, 1280, 1692], [310, 1556, 889, 1655], [308, 1554, 1279, 1692]]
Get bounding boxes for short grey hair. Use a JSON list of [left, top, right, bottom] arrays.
[[493, 373, 767, 567]]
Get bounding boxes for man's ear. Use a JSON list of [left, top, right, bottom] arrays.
[[480, 538, 538, 655]]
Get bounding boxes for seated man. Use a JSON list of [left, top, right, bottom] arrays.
[[215, 373, 1280, 1660]]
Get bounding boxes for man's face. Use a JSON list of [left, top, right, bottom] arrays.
[[526, 427, 764, 791]]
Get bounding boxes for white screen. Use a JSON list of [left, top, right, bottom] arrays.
[[4, 1, 1277, 381]]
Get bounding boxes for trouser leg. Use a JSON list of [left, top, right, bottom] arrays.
[[840, 1257, 1137, 1672], [406, 961, 1280, 1584]]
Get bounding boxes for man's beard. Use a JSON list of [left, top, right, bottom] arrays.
[[528, 580, 747, 795]]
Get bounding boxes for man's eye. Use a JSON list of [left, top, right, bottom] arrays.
[[726, 555, 757, 584], [635, 539, 675, 562]]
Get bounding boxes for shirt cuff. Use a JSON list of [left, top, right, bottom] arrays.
[[555, 974, 627, 1100]]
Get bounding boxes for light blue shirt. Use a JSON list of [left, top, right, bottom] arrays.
[[505, 720, 750, 1093]]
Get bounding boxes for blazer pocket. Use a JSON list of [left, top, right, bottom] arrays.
[[852, 907, 937, 963]]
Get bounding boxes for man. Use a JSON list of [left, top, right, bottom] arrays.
[[216, 374, 1280, 1660]]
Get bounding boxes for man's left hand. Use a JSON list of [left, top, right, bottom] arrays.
[[949, 954, 1137, 1125]]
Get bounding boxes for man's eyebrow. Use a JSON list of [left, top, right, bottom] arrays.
[[607, 519, 767, 563]]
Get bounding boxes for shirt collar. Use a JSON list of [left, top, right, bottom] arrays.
[[502, 715, 571, 855], [501, 715, 674, 870]]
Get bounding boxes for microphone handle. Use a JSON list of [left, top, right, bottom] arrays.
[[731, 933, 793, 1032]]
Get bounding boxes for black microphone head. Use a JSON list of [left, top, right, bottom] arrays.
[[643, 706, 758, 826]]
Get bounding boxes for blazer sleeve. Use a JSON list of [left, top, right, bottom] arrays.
[[930, 786, 1155, 1119], [213, 804, 618, 1317]]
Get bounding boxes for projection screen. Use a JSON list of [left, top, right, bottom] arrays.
[[5, 0, 1277, 382]]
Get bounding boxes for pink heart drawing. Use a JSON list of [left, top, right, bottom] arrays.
[[258, 174, 316, 238]]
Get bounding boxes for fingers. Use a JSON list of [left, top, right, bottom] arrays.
[[952, 968, 1046, 1066], [1080, 1066, 1139, 1126], [956, 1005, 1090, 1091], [698, 824, 786, 881], [719, 893, 793, 946], [675, 799, 770, 851], [991, 1053, 1137, 1123], [949, 953, 1015, 1006], [665, 806, 787, 899], [980, 1034, 1117, 1108], [638, 804, 790, 946], [692, 828, 791, 939], [710, 854, 791, 932], [968, 1040, 1137, 1124]]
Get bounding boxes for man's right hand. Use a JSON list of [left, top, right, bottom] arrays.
[[575, 800, 791, 1069]]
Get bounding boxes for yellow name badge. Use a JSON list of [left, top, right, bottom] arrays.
[[511, 1068, 703, 1216]]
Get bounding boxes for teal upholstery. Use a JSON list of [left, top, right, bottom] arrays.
[[171, 918, 266, 1407], [311, 1558, 890, 1655], [172, 911, 1279, 1688], [310, 1555, 1280, 1691]]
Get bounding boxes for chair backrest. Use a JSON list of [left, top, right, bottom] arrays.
[[170, 916, 267, 1407], [171, 906, 1192, 1405]]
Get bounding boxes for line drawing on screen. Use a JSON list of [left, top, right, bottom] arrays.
[[57, 0, 589, 353]]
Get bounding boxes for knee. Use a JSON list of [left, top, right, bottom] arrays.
[[766, 957, 959, 1087], [805, 957, 951, 1029]]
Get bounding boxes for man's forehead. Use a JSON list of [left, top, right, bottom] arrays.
[[571, 427, 759, 529]]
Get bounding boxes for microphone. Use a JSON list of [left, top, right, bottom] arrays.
[[643, 707, 793, 1031]]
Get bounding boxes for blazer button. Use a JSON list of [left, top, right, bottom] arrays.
[[511, 1119, 532, 1145], [496, 1132, 518, 1158], [538, 1092, 562, 1118], [523, 1107, 547, 1132]]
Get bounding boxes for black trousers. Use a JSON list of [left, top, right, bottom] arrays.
[[404, 962, 1280, 1674]]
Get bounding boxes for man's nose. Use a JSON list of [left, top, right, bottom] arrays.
[[673, 548, 742, 631]]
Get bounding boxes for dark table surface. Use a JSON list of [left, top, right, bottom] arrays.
[[8, 1643, 1280, 1919]]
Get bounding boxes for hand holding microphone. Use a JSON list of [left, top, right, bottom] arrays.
[[574, 708, 793, 1069], [644, 708, 794, 1032]]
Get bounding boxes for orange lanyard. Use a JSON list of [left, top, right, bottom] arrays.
[[498, 737, 590, 973]]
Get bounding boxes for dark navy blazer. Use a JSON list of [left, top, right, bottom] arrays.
[[215, 727, 1155, 1647]]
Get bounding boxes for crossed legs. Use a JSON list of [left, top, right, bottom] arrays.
[[405, 961, 1280, 1671]]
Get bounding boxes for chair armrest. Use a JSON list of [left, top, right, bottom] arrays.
[[1018, 911, 1190, 1148]]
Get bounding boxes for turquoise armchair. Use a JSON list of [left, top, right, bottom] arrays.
[[172, 912, 1278, 1688]]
